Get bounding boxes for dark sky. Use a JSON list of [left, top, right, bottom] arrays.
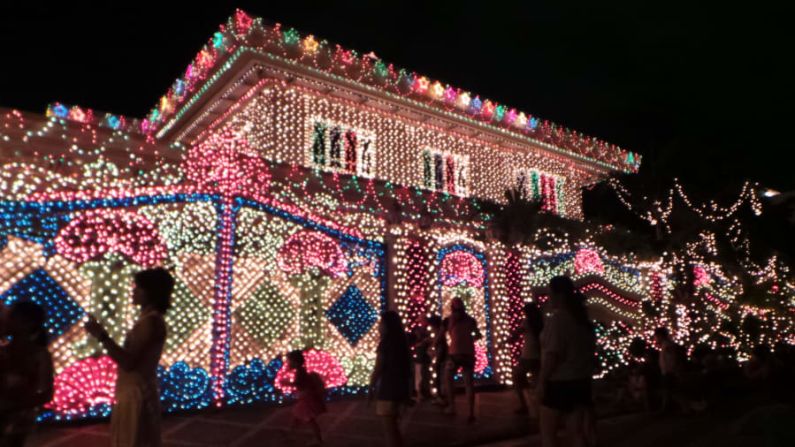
[[2, 1, 793, 192]]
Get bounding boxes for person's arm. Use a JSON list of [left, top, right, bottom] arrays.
[[536, 316, 561, 398], [538, 351, 560, 384], [86, 315, 165, 372], [434, 319, 449, 346], [418, 332, 431, 350], [473, 319, 483, 341], [369, 351, 383, 402], [370, 353, 383, 388]]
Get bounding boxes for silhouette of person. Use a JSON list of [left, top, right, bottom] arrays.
[[85, 268, 173, 447]]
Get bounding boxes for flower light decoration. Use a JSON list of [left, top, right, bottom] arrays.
[[274, 348, 348, 394], [277, 230, 347, 348], [436, 245, 493, 378], [55, 210, 168, 356], [47, 356, 117, 419], [0, 8, 791, 425]]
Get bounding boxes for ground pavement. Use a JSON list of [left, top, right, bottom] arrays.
[[479, 402, 795, 447], [28, 390, 535, 447], [28, 389, 795, 446]]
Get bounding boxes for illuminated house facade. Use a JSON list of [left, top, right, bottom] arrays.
[[0, 10, 644, 420]]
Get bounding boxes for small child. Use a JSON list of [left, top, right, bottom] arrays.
[[281, 350, 326, 446]]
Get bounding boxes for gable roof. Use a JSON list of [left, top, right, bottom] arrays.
[[49, 9, 641, 174]]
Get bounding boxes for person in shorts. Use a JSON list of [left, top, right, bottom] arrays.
[[442, 298, 481, 423], [538, 276, 596, 447]]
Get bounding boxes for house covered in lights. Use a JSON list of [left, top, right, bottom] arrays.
[[0, 10, 648, 419]]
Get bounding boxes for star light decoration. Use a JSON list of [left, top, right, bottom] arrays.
[[0, 8, 792, 424]]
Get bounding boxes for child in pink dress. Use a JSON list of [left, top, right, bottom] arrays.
[[281, 350, 326, 446]]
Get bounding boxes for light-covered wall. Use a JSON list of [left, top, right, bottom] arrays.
[[224, 84, 588, 218]]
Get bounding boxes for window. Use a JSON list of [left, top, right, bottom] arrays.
[[422, 148, 469, 196], [308, 118, 375, 177], [515, 168, 565, 215]]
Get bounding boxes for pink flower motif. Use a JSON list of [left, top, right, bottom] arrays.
[[275, 348, 348, 394], [574, 249, 604, 275], [55, 210, 167, 267], [693, 265, 710, 288], [277, 230, 347, 277], [440, 251, 484, 287], [46, 356, 117, 416]]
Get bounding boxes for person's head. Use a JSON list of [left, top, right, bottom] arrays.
[[133, 268, 174, 313], [427, 314, 442, 329], [548, 276, 591, 328], [286, 349, 305, 370], [653, 327, 670, 345], [548, 276, 576, 310], [450, 297, 466, 316], [8, 301, 47, 346]]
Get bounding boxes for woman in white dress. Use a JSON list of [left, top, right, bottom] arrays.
[[85, 268, 174, 447]]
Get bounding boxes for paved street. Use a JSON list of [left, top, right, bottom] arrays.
[[29, 390, 534, 447], [479, 402, 795, 447], [27, 388, 795, 447]]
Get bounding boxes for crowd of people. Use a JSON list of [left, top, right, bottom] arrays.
[[2, 270, 794, 446], [364, 275, 598, 447], [610, 327, 795, 417]]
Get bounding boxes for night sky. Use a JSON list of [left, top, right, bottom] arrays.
[[1, 1, 793, 193]]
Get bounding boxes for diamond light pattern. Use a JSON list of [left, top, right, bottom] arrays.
[[235, 279, 293, 347], [0, 268, 84, 338], [325, 284, 378, 346], [164, 278, 212, 353]]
